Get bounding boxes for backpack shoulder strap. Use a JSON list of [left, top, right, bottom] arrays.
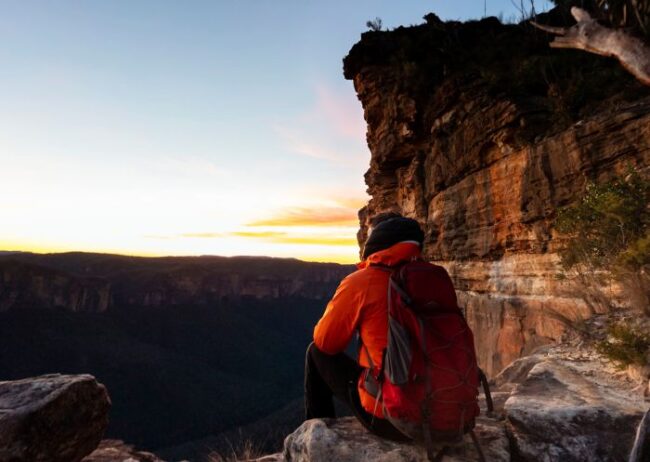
[[367, 262, 396, 272]]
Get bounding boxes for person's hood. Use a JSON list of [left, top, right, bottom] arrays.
[[357, 241, 422, 269]]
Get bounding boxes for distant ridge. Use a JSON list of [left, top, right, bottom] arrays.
[[0, 249, 349, 265]]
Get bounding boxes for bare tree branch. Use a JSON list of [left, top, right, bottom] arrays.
[[531, 7, 650, 86]]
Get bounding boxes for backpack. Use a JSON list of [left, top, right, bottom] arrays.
[[363, 260, 493, 462]]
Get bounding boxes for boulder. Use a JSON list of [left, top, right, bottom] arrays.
[[0, 374, 111, 462], [83, 440, 166, 462], [505, 358, 647, 461]]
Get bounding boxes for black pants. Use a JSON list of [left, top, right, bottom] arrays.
[[304, 342, 410, 442]]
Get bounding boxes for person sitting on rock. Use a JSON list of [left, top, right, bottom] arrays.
[[304, 212, 424, 441]]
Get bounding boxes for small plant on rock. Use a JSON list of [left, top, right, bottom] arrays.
[[366, 17, 383, 31], [597, 321, 650, 367]]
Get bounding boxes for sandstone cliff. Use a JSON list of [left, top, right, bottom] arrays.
[[344, 12, 650, 375]]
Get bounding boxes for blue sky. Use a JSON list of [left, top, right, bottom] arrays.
[[0, 0, 551, 262]]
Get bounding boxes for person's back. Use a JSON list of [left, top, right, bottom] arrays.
[[313, 241, 422, 419], [304, 212, 487, 461], [305, 214, 428, 439]]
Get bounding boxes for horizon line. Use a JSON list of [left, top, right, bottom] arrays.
[[0, 248, 359, 265]]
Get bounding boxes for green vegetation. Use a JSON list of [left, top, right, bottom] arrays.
[[366, 17, 383, 31], [209, 438, 267, 462], [596, 322, 650, 367], [555, 166, 650, 314], [555, 166, 650, 366], [556, 167, 649, 272]]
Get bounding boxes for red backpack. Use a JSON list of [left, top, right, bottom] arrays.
[[364, 260, 492, 461]]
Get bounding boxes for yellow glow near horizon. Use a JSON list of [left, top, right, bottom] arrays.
[[0, 64, 369, 264], [1, 192, 365, 263], [0, 235, 361, 264]]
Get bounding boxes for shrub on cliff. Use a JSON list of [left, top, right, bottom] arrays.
[[555, 166, 650, 315], [596, 321, 650, 367], [555, 166, 649, 367], [366, 17, 383, 32]]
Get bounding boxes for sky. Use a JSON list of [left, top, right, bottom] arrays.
[[0, 0, 551, 263]]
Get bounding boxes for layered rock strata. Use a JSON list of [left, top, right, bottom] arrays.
[[0, 253, 352, 313], [344, 13, 650, 375]]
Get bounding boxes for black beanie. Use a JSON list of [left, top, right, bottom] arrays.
[[362, 216, 424, 259]]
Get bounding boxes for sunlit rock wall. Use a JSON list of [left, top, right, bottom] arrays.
[[345, 13, 650, 375]]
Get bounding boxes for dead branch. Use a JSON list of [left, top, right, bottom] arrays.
[[531, 7, 650, 86]]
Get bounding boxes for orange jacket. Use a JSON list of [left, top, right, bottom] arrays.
[[313, 241, 422, 417]]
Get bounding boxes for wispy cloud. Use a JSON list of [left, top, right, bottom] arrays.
[[146, 196, 366, 248], [179, 232, 226, 238], [232, 231, 286, 239], [274, 126, 343, 162], [248, 209, 357, 227], [247, 202, 361, 228], [313, 83, 366, 140], [274, 82, 368, 165], [148, 229, 357, 247], [234, 231, 356, 246]]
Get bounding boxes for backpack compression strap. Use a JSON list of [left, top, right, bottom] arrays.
[[478, 369, 494, 415]]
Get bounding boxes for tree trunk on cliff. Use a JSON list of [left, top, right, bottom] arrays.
[[531, 7, 650, 86]]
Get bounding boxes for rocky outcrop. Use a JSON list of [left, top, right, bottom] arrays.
[[83, 440, 166, 462], [0, 253, 353, 313], [263, 416, 508, 462], [0, 374, 111, 462], [503, 354, 645, 460], [259, 346, 648, 462], [344, 12, 650, 375]]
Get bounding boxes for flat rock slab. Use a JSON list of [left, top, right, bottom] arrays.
[[0, 374, 111, 462], [275, 416, 509, 462], [505, 358, 647, 461]]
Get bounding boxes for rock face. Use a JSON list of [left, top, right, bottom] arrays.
[[0, 252, 353, 313], [277, 416, 508, 462], [0, 260, 112, 313], [344, 12, 650, 375], [260, 346, 648, 462], [0, 374, 111, 462], [83, 440, 165, 462], [503, 357, 645, 461]]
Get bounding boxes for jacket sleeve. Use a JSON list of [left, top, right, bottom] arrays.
[[313, 274, 363, 354]]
